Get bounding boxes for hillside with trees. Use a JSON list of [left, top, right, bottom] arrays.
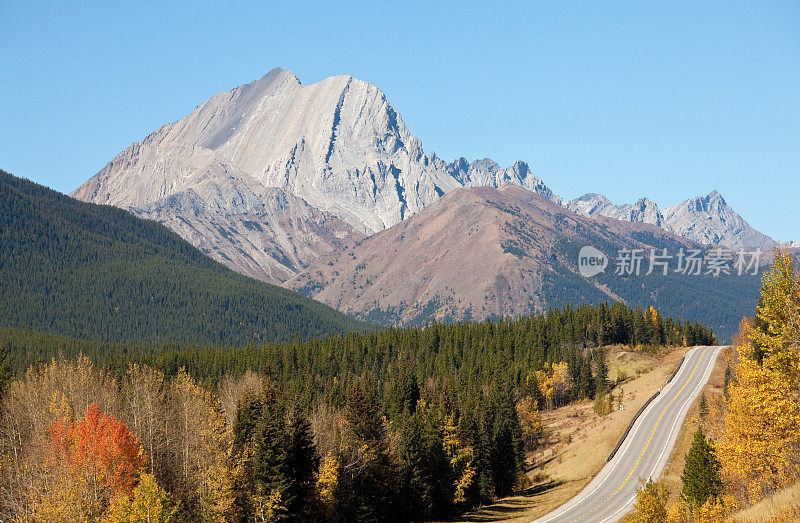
[[0, 170, 365, 345], [0, 303, 715, 521]]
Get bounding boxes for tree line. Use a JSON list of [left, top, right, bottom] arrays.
[[0, 302, 716, 521]]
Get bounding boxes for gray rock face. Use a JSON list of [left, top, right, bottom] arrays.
[[567, 193, 664, 227], [450, 158, 562, 205], [135, 186, 363, 283], [662, 191, 776, 250], [72, 68, 556, 282]]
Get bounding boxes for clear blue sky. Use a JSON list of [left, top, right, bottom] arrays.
[[1, 1, 798, 241]]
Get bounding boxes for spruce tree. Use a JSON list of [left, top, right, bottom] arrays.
[[698, 393, 708, 419], [284, 410, 320, 520], [681, 427, 722, 509], [249, 387, 291, 521], [0, 343, 13, 402], [338, 384, 398, 521]]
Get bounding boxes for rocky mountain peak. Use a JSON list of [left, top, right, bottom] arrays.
[[72, 68, 562, 282], [567, 193, 664, 227], [663, 191, 775, 249], [689, 190, 726, 212]]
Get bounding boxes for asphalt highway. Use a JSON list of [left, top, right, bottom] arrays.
[[532, 345, 723, 523]]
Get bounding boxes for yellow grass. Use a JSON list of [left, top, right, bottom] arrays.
[[452, 345, 688, 523], [730, 482, 800, 522]]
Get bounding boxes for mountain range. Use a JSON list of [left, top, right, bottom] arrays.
[[566, 191, 776, 250], [70, 68, 790, 339], [286, 184, 764, 337]]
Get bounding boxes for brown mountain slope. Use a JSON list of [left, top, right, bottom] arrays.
[[286, 184, 707, 324]]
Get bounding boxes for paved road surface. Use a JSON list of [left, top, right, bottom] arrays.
[[532, 345, 723, 523]]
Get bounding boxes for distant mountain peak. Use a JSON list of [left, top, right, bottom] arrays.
[[690, 190, 727, 212], [566, 187, 775, 250], [567, 193, 664, 228], [663, 191, 774, 249]]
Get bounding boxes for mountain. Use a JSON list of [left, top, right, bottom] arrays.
[[662, 191, 777, 250], [72, 68, 555, 283], [287, 184, 763, 340], [568, 190, 776, 250], [0, 169, 365, 345], [67, 67, 779, 339], [567, 193, 664, 227]]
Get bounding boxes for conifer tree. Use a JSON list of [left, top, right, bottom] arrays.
[[0, 343, 12, 402], [681, 427, 722, 509], [284, 410, 320, 520], [698, 393, 708, 419], [337, 384, 398, 521], [251, 388, 290, 521]]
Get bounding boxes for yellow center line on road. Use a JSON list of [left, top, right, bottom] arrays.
[[568, 346, 712, 522]]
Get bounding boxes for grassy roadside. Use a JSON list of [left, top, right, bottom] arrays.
[[451, 345, 688, 523]]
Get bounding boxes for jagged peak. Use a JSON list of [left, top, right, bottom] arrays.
[[706, 190, 726, 205], [678, 190, 729, 213], [509, 160, 531, 176], [573, 192, 611, 204], [258, 67, 300, 86], [469, 158, 501, 172], [633, 197, 659, 208]]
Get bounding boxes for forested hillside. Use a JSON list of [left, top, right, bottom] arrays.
[[0, 170, 365, 345], [0, 303, 715, 521]]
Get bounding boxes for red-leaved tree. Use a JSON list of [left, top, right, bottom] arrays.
[[48, 403, 146, 501]]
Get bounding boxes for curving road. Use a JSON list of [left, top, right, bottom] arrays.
[[532, 345, 723, 523]]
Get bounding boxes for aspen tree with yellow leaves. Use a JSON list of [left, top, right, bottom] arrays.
[[624, 479, 669, 523], [719, 248, 800, 501]]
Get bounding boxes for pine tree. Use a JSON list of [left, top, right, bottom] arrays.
[[233, 391, 264, 453], [681, 427, 722, 509], [284, 410, 320, 520], [698, 393, 708, 419], [337, 384, 398, 521], [0, 342, 12, 402], [594, 348, 608, 392], [251, 388, 290, 521]]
